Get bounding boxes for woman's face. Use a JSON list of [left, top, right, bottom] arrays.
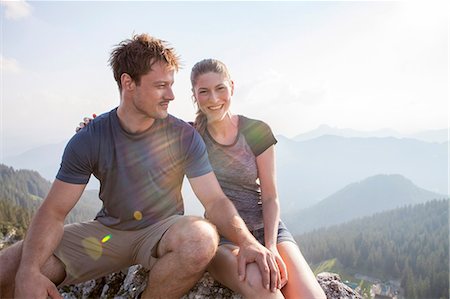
[[193, 72, 234, 123]]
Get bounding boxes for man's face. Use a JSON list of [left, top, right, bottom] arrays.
[[132, 61, 175, 120]]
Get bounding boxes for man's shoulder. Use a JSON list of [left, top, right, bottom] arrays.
[[165, 114, 196, 132], [67, 109, 115, 148]]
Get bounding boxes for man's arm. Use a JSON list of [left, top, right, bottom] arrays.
[[15, 179, 86, 299], [188, 172, 280, 292]]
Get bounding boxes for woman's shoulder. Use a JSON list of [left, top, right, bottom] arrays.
[[238, 115, 272, 133]]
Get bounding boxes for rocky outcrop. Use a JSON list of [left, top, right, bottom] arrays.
[[0, 226, 21, 250], [317, 272, 363, 299], [59, 265, 362, 299]]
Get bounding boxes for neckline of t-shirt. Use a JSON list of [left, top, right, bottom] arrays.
[[112, 108, 162, 138], [205, 115, 241, 148]]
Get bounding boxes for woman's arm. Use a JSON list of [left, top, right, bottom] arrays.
[[257, 145, 288, 286]]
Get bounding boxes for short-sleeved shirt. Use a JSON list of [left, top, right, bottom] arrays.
[[57, 108, 212, 230], [202, 115, 277, 231]]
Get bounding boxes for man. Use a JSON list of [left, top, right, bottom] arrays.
[[0, 34, 280, 299]]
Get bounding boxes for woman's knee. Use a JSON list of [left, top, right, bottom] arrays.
[[241, 263, 276, 297]]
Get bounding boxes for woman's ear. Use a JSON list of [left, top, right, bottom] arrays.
[[191, 88, 198, 102], [121, 73, 135, 91], [230, 80, 235, 96]]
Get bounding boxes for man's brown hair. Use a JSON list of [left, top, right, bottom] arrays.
[[109, 33, 180, 90]]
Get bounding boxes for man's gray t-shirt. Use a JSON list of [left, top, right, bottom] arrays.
[[57, 108, 212, 230], [202, 115, 277, 231]]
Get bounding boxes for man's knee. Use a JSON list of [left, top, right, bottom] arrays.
[[0, 241, 22, 297], [0, 241, 65, 287], [170, 217, 219, 271]]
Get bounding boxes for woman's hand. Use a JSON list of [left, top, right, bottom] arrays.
[[75, 114, 96, 132]]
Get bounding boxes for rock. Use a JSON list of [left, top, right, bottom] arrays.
[[59, 266, 362, 299], [317, 272, 363, 299]]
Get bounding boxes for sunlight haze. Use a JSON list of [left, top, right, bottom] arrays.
[[1, 0, 448, 160]]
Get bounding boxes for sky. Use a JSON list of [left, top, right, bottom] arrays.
[[1, 0, 449, 160]]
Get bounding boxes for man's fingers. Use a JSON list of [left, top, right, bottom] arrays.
[[266, 255, 279, 292], [278, 257, 288, 288], [47, 283, 62, 299], [256, 256, 271, 290], [237, 255, 246, 281]]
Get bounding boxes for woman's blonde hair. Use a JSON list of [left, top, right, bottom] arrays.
[[190, 59, 231, 135]]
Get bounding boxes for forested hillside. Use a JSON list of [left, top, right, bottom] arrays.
[[0, 164, 101, 238], [296, 199, 449, 299]]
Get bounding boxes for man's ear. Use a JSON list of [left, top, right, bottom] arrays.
[[121, 73, 135, 91]]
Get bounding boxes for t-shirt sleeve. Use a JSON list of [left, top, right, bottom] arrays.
[[181, 127, 213, 178], [241, 117, 277, 156], [56, 132, 93, 184]]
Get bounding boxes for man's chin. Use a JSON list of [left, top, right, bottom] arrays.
[[157, 111, 169, 119]]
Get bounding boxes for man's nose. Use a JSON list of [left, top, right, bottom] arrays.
[[165, 88, 175, 101]]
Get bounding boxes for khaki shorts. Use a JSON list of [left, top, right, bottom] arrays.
[[54, 215, 182, 286]]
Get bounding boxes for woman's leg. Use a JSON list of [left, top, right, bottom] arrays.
[[208, 244, 284, 299], [277, 241, 326, 299]]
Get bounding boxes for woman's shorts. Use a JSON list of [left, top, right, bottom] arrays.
[[219, 221, 297, 246]]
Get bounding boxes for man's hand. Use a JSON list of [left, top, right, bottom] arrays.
[[268, 245, 288, 289], [15, 269, 62, 299], [237, 241, 281, 292]]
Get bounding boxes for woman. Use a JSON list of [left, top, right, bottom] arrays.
[[190, 59, 326, 299]]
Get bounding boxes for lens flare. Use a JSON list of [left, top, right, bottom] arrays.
[[133, 211, 143, 221], [101, 234, 112, 243], [82, 237, 102, 260]]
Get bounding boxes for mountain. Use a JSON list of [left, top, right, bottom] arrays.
[[409, 128, 449, 143], [3, 140, 100, 190], [293, 125, 403, 141], [276, 135, 448, 211], [293, 125, 449, 143], [284, 174, 447, 234], [3, 141, 67, 183], [0, 164, 102, 224], [296, 199, 449, 299]]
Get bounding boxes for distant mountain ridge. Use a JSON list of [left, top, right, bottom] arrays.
[[285, 174, 447, 234], [276, 134, 448, 211], [293, 125, 449, 143]]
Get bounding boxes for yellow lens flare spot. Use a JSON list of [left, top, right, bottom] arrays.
[[82, 237, 103, 260], [133, 211, 143, 221], [101, 234, 112, 243]]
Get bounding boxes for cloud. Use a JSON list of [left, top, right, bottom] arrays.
[[0, 55, 21, 73], [1, 0, 32, 20]]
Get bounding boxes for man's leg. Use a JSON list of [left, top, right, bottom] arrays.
[[0, 241, 66, 299], [142, 216, 219, 299]]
